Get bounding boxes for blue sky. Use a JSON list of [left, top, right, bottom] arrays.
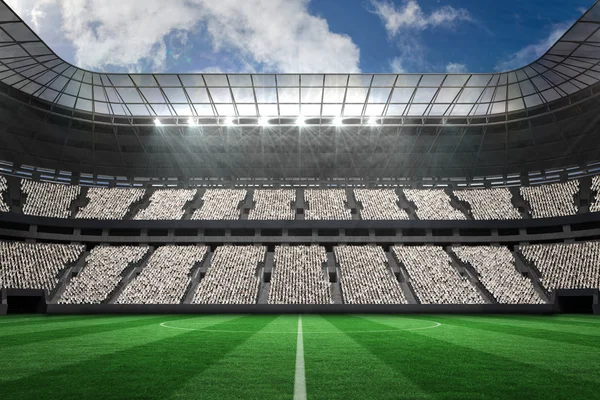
[[6, 0, 595, 74]]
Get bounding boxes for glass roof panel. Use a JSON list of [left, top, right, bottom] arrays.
[[372, 75, 396, 86], [365, 103, 385, 116], [215, 104, 235, 117], [343, 104, 364, 116], [236, 104, 257, 116], [278, 87, 299, 103], [277, 74, 299, 86], [348, 74, 372, 86], [0, 44, 27, 58], [140, 87, 164, 103], [0, 22, 38, 41], [435, 88, 460, 103], [82, 71, 92, 84], [582, 3, 600, 21], [155, 75, 181, 86], [395, 75, 421, 86], [49, 75, 68, 91], [345, 87, 368, 103], [419, 75, 444, 86], [524, 94, 543, 107], [279, 103, 299, 116], [368, 87, 391, 103], [204, 75, 228, 86], [407, 104, 427, 116], [231, 87, 255, 103], [493, 86, 507, 101], [127, 104, 150, 116], [386, 104, 406, 116], [563, 22, 599, 41], [193, 104, 214, 116], [131, 74, 157, 87], [457, 87, 484, 103], [79, 83, 92, 99], [108, 74, 133, 86], [105, 87, 120, 103], [254, 87, 277, 103], [94, 101, 109, 115], [322, 103, 342, 116], [301, 74, 324, 86], [323, 87, 345, 103], [507, 83, 521, 99], [324, 75, 348, 86], [257, 103, 278, 116], [151, 104, 171, 116], [450, 104, 473, 116], [116, 87, 142, 103], [301, 87, 322, 103], [252, 74, 275, 86], [443, 75, 469, 87], [21, 42, 52, 56], [185, 88, 209, 103], [507, 98, 525, 112], [519, 80, 536, 96], [466, 75, 492, 87], [75, 98, 93, 112], [413, 88, 437, 103], [429, 104, 449, 116], [179, 75, 205, 86], [491, 102, 505, 114], [228, 75, 251, 86], [540, 88, 561, 102], [208, 87, 232, 103], [390, 88, 414, 103], [56, 94, 76, 108], [0, 3, 19, 21], [93, 86, 107, 102], [172, 104, 193, 116], [301, 104, 321, 116], [163, 87, 187, 103]]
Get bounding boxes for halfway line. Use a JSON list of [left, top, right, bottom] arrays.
[[294, 315, 307, 400]]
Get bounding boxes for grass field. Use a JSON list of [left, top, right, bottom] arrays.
[[1, 314, 600, 399]]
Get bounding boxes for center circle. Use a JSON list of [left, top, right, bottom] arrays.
[[159, 317, 441, 334]]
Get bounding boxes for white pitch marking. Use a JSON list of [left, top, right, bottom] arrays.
[[294, 315, 307, 400], [159, 320, 442, 333]]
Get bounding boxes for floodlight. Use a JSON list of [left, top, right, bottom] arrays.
[[296, 116, 306, 126], [368, 116, 379, 126], [259, 116, 270, 126], [333, 116, 343, 126], [224, 116, 235, 126], [153, 118, 162, 126], [187, 117, 197, 126]]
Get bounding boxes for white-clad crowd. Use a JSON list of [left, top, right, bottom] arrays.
[[269, 246, 331, 304], [192, 245, 266, 304], [59, 246, 149, 304], [590, 176, 600, 213], [0, 242, 84, 290], [134, 189, 196, 220], [454, 188, 521, 220], [249, 190, 296, 220], [21, 180, 80, 218], [335, 245, 407, 304], [76, 187, 145, 220], [453, 246, 545, 304], [192, 189, 246, 220], [355, 189, 409, 220], [521, 242, 600, 292], [116, 245, 207, 304], [0, 176, 8, 212], [520, 181, 579, 218], [305, 189, 352, 220], [393, 245, 484, 304], [403, 189, 466, 220]]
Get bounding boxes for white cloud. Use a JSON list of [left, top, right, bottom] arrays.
[[370, 0, 472, 36], [445, 62, 467, 73], [390, 57, 407, 73], [494, 21, 572, 71], [5, 0, 360, 73]]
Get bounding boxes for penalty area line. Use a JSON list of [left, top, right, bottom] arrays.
[[294, 315, 307, 400]]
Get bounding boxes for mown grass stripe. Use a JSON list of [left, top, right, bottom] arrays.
[[294, 315, 307, 400], [1, 315, 278, 400], [326, 315, 600, 399]]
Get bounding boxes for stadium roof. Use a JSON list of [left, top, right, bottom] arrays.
[[0, 1, 600, 126]]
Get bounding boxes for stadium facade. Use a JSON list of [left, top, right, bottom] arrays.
[[0, 0, 599, 315]]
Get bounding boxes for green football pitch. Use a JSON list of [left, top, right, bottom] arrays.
[[1, 314, 600, 399]]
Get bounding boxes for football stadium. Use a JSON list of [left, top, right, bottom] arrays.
[[0, 0, 600, 398]]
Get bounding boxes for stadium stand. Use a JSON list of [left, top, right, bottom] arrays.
[[21, 179, 80, 218], [335, 245, 407, 304], [134, 189, 196, 220], [521, 242, 600, 292], [453, 246, 545, 304], [249, 189, 296, 220], [192, 245, 266, 304], [76, 187, 145, 220], [269, 246, 331, 304], [116, 246, 207, 304], [354, 189, 409, 220], [520, 181, 579, 218], [403, 189, 466, 220], [590, 176, 600, 212], [392, 245, 484, 304], [192, 189, 246, 220], [0, 242, 84, 290], [453, 188, 521, 220], [59, 246, 149, 304], [0, 175, 8, 212], [305, 189, 351, 220]]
